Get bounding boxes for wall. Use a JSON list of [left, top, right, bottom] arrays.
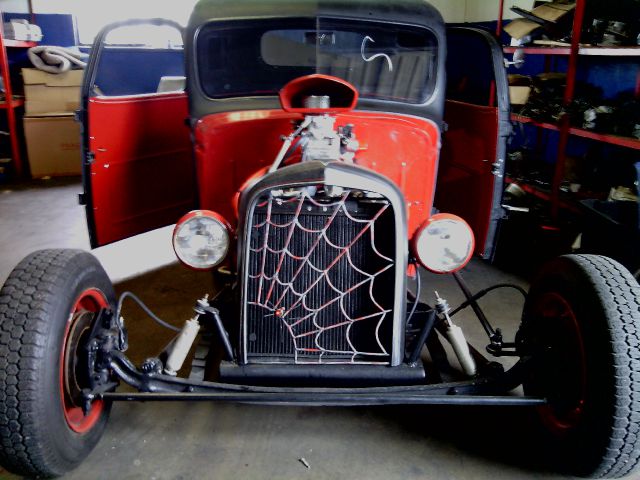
[[18, 2, 638, 102]]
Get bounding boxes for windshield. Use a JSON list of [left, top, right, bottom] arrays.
[[197, 18, 438, 104]]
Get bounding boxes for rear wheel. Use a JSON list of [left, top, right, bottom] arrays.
[[518, 254, 640, 479], [0, 249, 115, 478]]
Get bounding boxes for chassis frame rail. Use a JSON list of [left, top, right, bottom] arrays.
[[91, 351, 544, 407], [101, 391, 546, 406]]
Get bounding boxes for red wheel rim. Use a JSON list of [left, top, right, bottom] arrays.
[[60, 288, 108, 433], [533, 292, 587, 436]]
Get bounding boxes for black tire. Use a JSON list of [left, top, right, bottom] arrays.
[[0, 249, 115, 478], [518, 254, 640, 479]]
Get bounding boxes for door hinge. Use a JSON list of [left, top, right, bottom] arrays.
[[78, 193, 87, 205], [85, 151, 96, 165]]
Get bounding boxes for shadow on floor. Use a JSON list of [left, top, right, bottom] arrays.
[[99, 264, 567, 480]]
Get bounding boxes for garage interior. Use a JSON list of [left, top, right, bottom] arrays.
[[0, 0, 639, 479]]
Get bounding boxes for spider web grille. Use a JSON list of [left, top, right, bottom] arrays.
[[244, 188, 396, 365]]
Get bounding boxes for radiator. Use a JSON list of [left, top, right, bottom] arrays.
[[244, 189, 396, 364]]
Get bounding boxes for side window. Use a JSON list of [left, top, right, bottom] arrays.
[[92, 24, 185, 97], [445, 29, 495, 106], [438, 28, 509, 260]]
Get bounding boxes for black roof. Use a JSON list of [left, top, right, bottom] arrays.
[[186, 0, 446, 123]]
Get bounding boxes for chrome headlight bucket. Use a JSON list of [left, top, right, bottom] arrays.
[[173, 210, 231, 270], [413, 213, 475, 274]]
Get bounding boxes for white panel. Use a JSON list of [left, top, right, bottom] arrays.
[[30, 0, 197, 44], [32, 0, 196, 19], [1, 0, 30, 13], [428, 0, 466, 23], [31, 0, 78, 14], [504, 0, 537, 20]]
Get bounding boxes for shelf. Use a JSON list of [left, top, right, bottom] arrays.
[[506, 176, 553, 202], [499, 0, 640, 222], [568, 127, 640, 150], [3, 40, 36, 48], [512, 114, 560, 132], [504, 46, 640, 57], [579, 47, 640, 57], [505, 177, 582, 214], [504, 46, 570, 55], [512, 114, 640, 150], [0, 99, 24, 109]]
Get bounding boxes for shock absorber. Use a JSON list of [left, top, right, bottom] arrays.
[[163, 295, 209, 376], [435, 292, 477, 377]]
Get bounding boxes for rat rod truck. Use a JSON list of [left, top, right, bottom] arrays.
[[0, 1, 639, 478]]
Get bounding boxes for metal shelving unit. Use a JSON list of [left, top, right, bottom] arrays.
[[498, 0, 640, 218], [0, 6, 36, 177]]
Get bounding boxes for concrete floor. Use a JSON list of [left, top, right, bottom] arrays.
[[0, 178, 611, 480]]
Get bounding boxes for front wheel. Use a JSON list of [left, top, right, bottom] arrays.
[[0, 249, 115, 478], [518, 254, 640, 479]]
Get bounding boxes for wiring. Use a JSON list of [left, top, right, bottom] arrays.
[[116, 291, 181, 333], [449, 283, 527, 318], [268, 117, 312, 172]]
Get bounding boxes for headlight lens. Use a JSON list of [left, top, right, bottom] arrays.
[[173, 211, 231, 270], [413, 214, 475, 273]]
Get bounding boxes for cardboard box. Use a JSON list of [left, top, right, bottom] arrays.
[[22, 68, 84, 115], [532, 2, 575, 23], [505, 2, 576, 40], [24, 114, 82, 177], [509, 86, 532, 105], [508, 74, 532, 105]]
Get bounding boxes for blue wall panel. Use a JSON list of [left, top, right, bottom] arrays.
[[5, 13, 76, 46], [92, 48, 184, 96]]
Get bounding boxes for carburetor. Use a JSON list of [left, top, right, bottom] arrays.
[[269, 95, 359, 173], [300, 95, 359, 163]]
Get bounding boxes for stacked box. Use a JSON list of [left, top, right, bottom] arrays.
[[22, 68, 84, 177]]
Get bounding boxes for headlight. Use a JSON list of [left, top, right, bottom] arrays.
[[413, 213, 475, 274], [173, 210, 231, 270]]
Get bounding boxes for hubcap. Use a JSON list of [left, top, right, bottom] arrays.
[[531, 292, 587, 436]]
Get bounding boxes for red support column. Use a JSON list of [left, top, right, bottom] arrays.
[[563, 0, 586, 105], [496, 0, 506, 37], [551, 0, 586, 219], [0, 24, 24, 177]]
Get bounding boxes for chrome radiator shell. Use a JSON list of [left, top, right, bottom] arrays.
[[237, 161, 408, 366]]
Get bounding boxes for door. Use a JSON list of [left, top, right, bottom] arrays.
[[435, 27, 511, 261], [80, 19, 195, 248]]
